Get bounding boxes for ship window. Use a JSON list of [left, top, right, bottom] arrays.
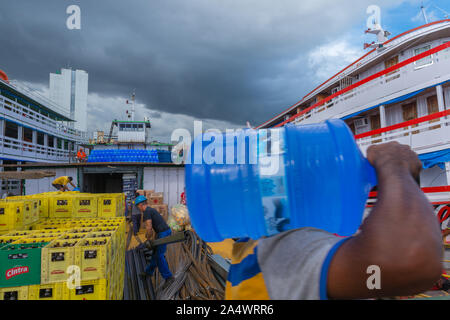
[[126, 124, 131, 131], [414, 45, 433, 68], [4, 121, 18, 139], [37, 132, 44, 146], [48, 135, 54, 148], [57, 138, 62, 149], [385, 55, 399, 76], [23, 128, 33, 143], [64, 140, 69, 150]]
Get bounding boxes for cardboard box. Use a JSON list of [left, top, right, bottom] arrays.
[[148, 196, 163, 205], [151, 204, 169, 221], [144, 190, 155, 198]]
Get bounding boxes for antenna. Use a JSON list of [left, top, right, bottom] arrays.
[[421, 2, 429, 24], [131, 89, 136, 122], [432, 3, 449, 19]]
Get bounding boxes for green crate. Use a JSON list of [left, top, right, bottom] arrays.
[[0, 242, 49, 288]]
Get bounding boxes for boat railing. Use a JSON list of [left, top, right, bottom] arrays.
[[0, 135, 72, 162], [290, 41, 450, 126], [302, 20, 450, 102], [355, 109, 450, 155], [0, 93, 88, 144]]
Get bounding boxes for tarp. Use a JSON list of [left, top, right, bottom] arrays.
[[0, 170, 56, 180], [419, 149, 450, 170]]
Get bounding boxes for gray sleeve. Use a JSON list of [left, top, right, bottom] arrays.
[[257, 227, 346, 300]]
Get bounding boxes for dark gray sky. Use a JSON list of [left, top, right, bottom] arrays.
[[0, 0, 415, 140]]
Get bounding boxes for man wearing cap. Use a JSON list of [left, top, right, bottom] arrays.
[[135, 195, 174, 286]]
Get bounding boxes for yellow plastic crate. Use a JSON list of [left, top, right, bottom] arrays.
[[49, 196, 74, 219], [41, 239, 79, 284], [0, 235, 24, 248], [65, 227, 97, 234], [72, 195, 98, 218], [59, 232, 90, 241], [97, 194, 124, 218], [68, 278, 108, 300], [7, 198, 39, 226], [74, 237, 112, 281], [12, 237, 57, 244], [35, 197, 49, 219], [28, 282, 69, 300], [0, 286, 29, 300], [0, 201, 24, 233]]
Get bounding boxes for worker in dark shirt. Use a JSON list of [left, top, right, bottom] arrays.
[[135, 195, 174, 285]]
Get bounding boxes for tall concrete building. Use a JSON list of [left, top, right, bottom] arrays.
[[49, 68, 88, 132]]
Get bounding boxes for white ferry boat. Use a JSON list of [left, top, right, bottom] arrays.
[[0, 71, 88, 193], [257, 19, 450, 221]]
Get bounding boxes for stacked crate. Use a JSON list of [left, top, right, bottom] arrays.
[[0, 197, 40, 235], [0, 217, 126, 300]]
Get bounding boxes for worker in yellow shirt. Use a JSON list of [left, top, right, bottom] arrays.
[[52, 176, 76, 192]]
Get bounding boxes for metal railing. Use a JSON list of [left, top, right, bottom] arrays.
[[0, 94, 89, 144], [290, 42, 450, 126]]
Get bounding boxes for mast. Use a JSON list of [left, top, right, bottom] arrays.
[[421, 2, 429, 24], [126, 89, 136, 121]]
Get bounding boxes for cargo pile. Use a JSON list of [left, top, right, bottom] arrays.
[[0, 191, 125, 235], [0, 191, 127, 300], [0, 217, 126, 300], [135, 190, 168, 220], [124, 230, 227, 300]]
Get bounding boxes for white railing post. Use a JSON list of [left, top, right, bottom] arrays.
[[437, 85, 445, 112], [379, 105, 386, 142], [446, 162, 450, 186]]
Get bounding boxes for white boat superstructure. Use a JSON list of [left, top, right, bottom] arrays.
[[258, 19, 450, 190]]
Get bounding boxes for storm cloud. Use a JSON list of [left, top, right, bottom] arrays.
[[0, 0, 409, 134]]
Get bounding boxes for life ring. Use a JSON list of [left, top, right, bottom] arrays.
[[0, 70, 9, 83], [435, 205, 450, 230]]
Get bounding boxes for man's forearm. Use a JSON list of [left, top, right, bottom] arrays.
[[360, 165, 441, 261], [344, 165, 441, 297]]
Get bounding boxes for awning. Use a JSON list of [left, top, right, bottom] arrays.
[[418, 149, 450, 170]]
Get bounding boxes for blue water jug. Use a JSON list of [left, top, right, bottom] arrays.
[[185, 119, 377, 242]]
